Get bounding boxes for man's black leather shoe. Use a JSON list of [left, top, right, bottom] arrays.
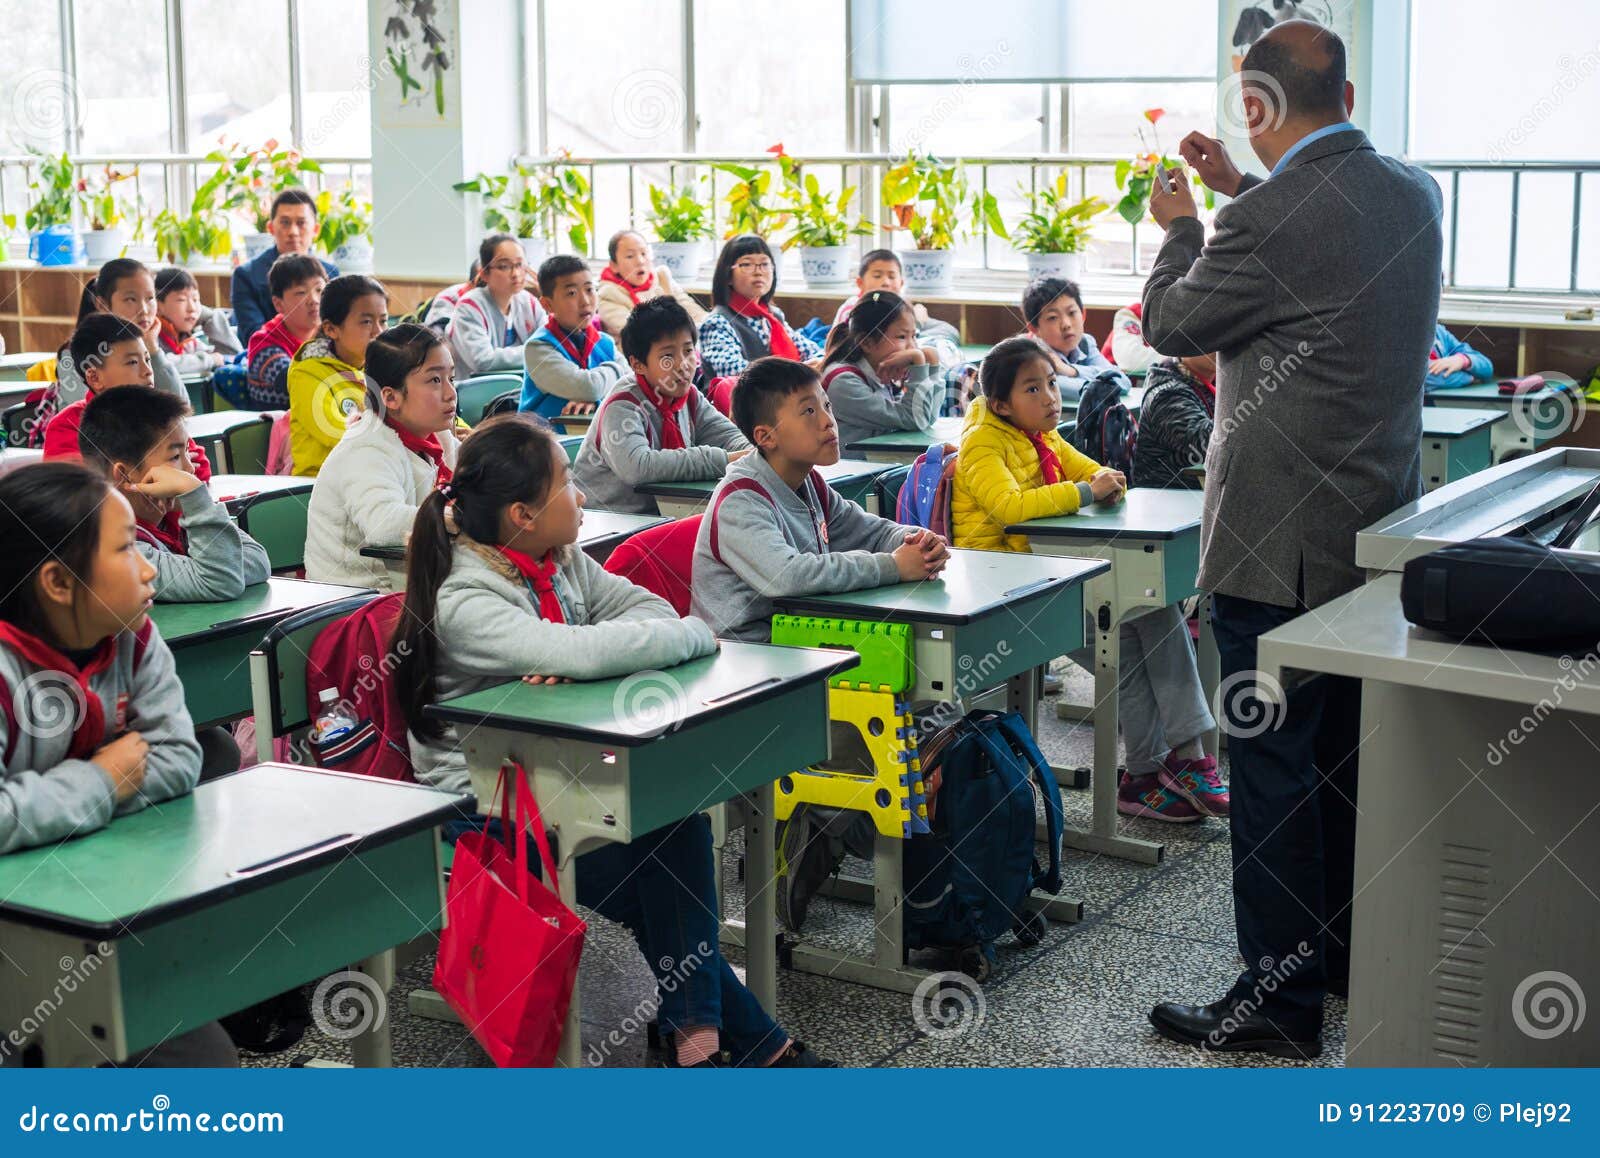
[[1149, 997, 1322, 1060]]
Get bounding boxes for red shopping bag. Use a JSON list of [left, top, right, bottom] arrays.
[[433, 761, 587, 1067]]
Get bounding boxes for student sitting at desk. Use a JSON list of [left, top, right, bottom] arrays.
[[393, 414, 836, 1068], [43, 313, 214, 482], [1424, 321, 1493, 390], [1132, 352, 1216, 490], [154, 267, 240, 377], [520, 254, 627, 424], [821, 291, 943, 457], [77, 388, 269, 602], [446, 234, 545, 379], [288, 274, 389, 478], [831, 249, 962, 368], [953, 338, 1225, 823], [305, 324, 462, 591], [246, 254, 326, 411], [597, 229, 708, 337], [572, 297, 749, 514], [421, 258, 479, 332], [691, 357, 948, 643], [1023, 276, 1115, 397], [0, 462, 237, 1066], [697, 235, 823, 380]]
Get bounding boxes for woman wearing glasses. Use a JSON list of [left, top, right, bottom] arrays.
[[698, 235, 823, 380], [447, 234, 549, 378]]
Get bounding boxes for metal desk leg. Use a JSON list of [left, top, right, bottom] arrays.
[[1011, 664, 1089, 790], [1197, 595, 1220, 758], [349, 949, 395, 1068], [786, 833, 931, 994], [743, 783, 777, 1014], [556, 852, 584, 1067], [1059, 612, 1164, 865]]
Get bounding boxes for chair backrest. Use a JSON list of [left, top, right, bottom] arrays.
[[2, 402, 35, 448], [234, 486, 314, 572], [873, 464, 912, 517], [483, 389, 521, 421], [223, 413, 275, 474], [249, 593, 380, 743], [559, 434, 582, 463], [602, 515, 702, 617], [456, 373, 524, 425]]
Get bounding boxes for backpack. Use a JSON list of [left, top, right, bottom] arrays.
[[901, 709, 1064, 979], [1069, 369, 1137, 475], [895, 443, 957, 540], [301, 592, 415, 781], [603, 515, 703, 617]]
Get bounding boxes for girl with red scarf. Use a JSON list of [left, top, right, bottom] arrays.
[[596, 229, 709, 337], [697, 234, 822, 380]]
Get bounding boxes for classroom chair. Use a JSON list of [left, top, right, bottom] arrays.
[[222, 413, 275, 474], [483, 390, 521, 421], [2, 401, 34, 448], [233, 487, 313, 572], [873, 464, 912, 519], [455, 373, 523, 425], [247, 593, 381, 764]]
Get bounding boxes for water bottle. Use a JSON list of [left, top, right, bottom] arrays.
[[311, 687, 357, 746]]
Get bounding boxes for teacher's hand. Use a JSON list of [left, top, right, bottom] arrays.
[[1149, 165, 1199, 231], [1178, 130, 1245, 198]]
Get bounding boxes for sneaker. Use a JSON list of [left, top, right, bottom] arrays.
[[1116, 772, 1202, 823], [1158, 754, 1230, 818], [767, 1039, 841, 1067], [776, 804, 841, 933]]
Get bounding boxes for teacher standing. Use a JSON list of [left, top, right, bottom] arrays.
[[1139, 21, 1443, 1058]]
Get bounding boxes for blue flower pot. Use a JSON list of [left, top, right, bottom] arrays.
[[28, 225, 80, 267]]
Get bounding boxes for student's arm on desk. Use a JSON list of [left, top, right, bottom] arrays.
[[829, 364, 941, 436], [524, 342, 626, 403], [120, 628, 203, 813], [599, 398, 735, 486], [144, 487, 248, 602], [824, 484, 921, 554], [0, 735, 120, 855], [692, 399, 751, 454], [716, 489, 900, 598]]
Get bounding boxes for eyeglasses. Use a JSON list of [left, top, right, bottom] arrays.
[[489, 261, 527, 274], [732, 260, 774, 274]]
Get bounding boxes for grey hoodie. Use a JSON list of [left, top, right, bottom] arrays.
[[825, 357, 940, 457], [690, 450, 914, 642], [140, 486, 272, 603], [408, 539, 716, 794], [572, 373, 749, 514], [0, 622, 200, 855]]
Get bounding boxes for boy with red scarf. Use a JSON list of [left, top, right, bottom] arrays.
[[573, 297, 750, 515], [246, 253, 326, 409], [154, 266, 241, 377], [597, 229, 708, 337], [697, 234, 822, 380], [77, 387, 269, 603], [520, 254, 629, 424]]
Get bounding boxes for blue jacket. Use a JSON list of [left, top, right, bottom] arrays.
[[1424, 322, 1493, 390], [519, 326, 622, 421], [231, 247, 339, 347]]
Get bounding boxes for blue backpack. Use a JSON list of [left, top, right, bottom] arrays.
[[902, 709, 1064, 979], [895, 443, 956, 538]]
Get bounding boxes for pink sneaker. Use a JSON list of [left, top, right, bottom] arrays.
[[1117, 772, 1202, 823], [1159, 754, 1230, 818]]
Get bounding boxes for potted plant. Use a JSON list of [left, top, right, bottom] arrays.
[[644, 182, 714, 280], [151, 157, 244, 267], [1113, 108, 1215, 226], [232, 140, 323, 259], [0, 212, 14, 262], [715, 145, 790, 240], [316, 185, 374, 272], [1010, 175, 1108, 281], [77, 164, 139, 263], [454, 153, 594, 266], [24, 149, 79, 267], [881, 150, 1006, 292], [776, 152, 871, 288]]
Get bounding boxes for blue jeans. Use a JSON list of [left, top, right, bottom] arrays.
[[443, 809, 784, 1065], [1211, 592, 1360, 1031]]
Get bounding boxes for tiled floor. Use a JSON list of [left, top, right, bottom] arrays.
[[241, 663, 1347, 1070]]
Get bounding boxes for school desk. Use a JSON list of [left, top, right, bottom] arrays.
[[848, 388, 1146, 464], [1419, 406, 1506, 491], [1008, 487, 1213, 867], [0, 763, 465, 1068], [181, 371, 214, 415], [549, 409, 595, 437], [209, 474, 315, 571], [0, 382, 35, 410], [150, 577, 374, 727], [424, 640, 856, 1066], [1255, 574, 1600, 1065], [0, 351, 49, 382], [359, 509, 669, 591], [1427, 377, 1578, 461], [635, 458, 891, 518], [768, 547, 1109, 993], [188, 409, 272, 473], [0, 446, 42, 476], [209, 473, 313, 511]]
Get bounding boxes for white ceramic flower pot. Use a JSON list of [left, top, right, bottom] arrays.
[[1024, 251, 1083, 283], [652, 240, 703, 281], [898, 247, 954, 293], [333, 238, 374, 273], [517, 236, 549, 268], [799, 244, 855, 289], [81, 227, 128, 263], [242, 231, 275, 261]]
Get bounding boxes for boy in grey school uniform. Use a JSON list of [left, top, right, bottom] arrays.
[[77, 388, 270, 603], [572, 297, 750, 516]]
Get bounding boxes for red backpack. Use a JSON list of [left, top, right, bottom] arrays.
[[603, 515, 702, 616], [301, 591, 415, 781]]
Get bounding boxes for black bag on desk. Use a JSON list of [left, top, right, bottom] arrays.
[[1401, 537, 1600, 648]]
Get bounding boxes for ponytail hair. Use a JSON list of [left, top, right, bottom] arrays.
[[822, 290, 912, 371], [393, 414, 564, 738], [78, 258, 150, 321]]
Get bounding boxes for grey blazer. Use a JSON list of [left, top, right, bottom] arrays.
[[1142, 128, 1443, 610]]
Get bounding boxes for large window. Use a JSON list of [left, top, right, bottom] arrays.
[[183, 0, 292, 148], [75, 0, 172, 153]]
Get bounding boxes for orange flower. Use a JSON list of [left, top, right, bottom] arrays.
[[1143, 108, 1165, 124], [264, 137, 279, 151], [766, 142, 787, 157]]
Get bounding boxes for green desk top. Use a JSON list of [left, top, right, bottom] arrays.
[[149, 577, 374, 646], [771, 547, 1107, 625], [209, 474, 314, 511], [636, 458, 888, 500], [359, 509, 668, 563], [0, 764, 465, 937], [1429, 379, 1574, 405], [1009, 486, 1204, 542], [189, 410, 269, 439], [427, 640, 857, 745], [1421, 406, 1507, 437], [846, 387, 1143, 454]]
